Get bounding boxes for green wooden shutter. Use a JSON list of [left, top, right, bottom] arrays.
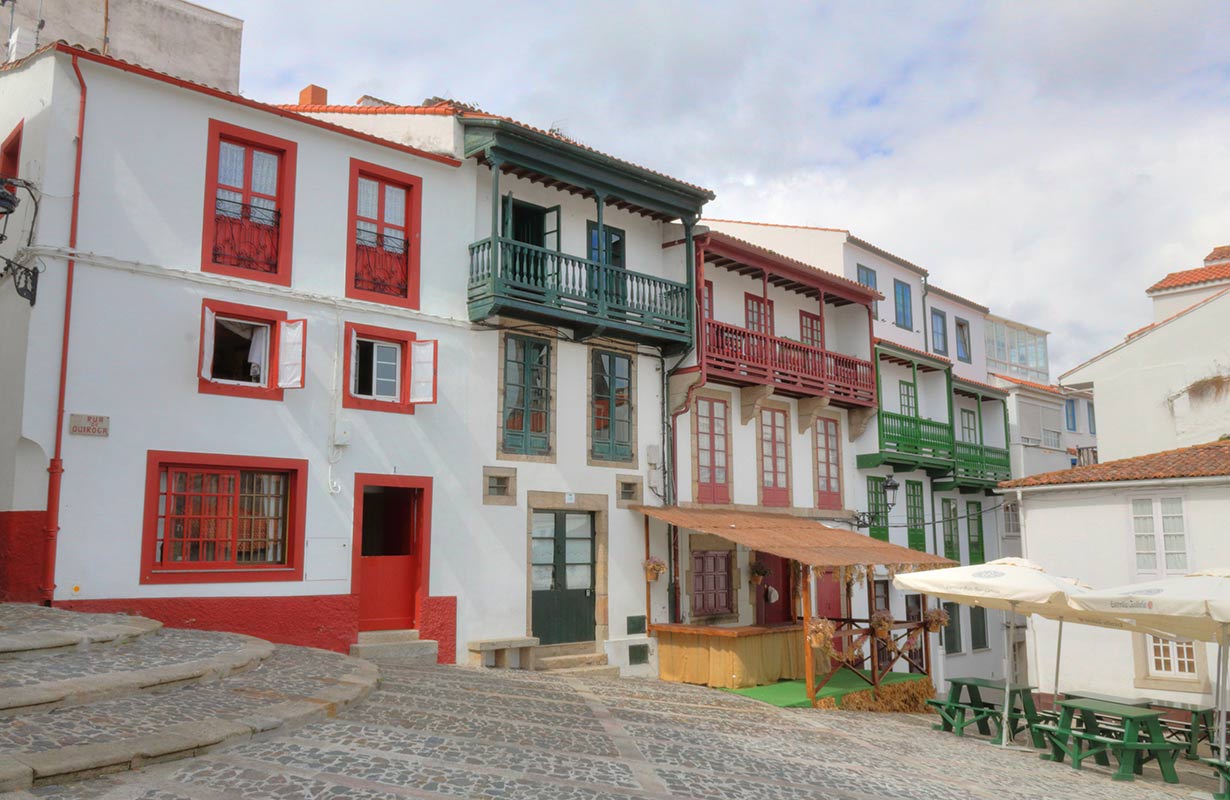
[[867, 476, 888, 541], [967, 501, 985, 564], [591, 350, 632, 461], [503, 335, 551, 455], [942, 499, 960, 561], [906, 481, 925, 551]]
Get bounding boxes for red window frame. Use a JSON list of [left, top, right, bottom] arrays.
[[744, 293, 774, 336], [343, 321, 417, 415], [815, 416, 842, 510], [760, 407, 789, 507], [696, 396, 730, 504], [140, 450, 307, 584], [691, 549, 733, 616], [198, 299, 290, 402], [201, 119, 297, 286], [800, 309, 824, 350], [345, 159, 423, 309], [701, 280, 714, 321], [1, 120, 22, 188]]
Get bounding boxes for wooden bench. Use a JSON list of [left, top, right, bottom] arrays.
[[927, 698, 1002, 738], [467, 637, 538, 669], [1200, 757, 1230, 799], [1069, 731, 1183, 779]]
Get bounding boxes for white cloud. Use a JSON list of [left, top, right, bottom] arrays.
[[208, 0, 1230, 374]]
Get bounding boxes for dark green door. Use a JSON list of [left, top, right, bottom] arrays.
[[531, 511, 595, 645]]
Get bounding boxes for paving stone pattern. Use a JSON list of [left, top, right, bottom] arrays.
[[6, 661, 1199, 800]]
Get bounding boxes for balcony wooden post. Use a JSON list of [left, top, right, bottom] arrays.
[[802, 565, 815, 707], [867, 574, 879, 687], [817, 290, 826, 350], [594, 189, 607, 317], [488, 153, 503, 277]]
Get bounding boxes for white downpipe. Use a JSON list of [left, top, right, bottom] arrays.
[[1219, 624, 1228, 796], [1002, 601, 1016, 748], [1053, 618, 1064, 700]]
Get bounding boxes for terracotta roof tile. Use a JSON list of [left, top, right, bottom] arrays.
[[279, 99, 713, 197], [928, 284, 990, 314], [1205, 245, 1230, 263], [699, 230, 882, 302], [702, 218, 850, 234], [1000, 439, 1230, 489], [953, 375, 1008, 396], [875, 338, 952, 365], [1147, 262, 1230, 293], [990, 373, 1062, 395]]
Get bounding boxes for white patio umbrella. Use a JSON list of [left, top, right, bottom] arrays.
[[1069, 569, 1230, 789], [895, 557, 1084, 747]]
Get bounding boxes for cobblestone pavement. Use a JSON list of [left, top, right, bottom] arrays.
[[6, 662, 1201, 800]]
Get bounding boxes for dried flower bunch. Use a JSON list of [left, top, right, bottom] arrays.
[[643, 557, 667, 576]]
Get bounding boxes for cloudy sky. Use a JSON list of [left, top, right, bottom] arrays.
[[208, 1, 1230, 376]]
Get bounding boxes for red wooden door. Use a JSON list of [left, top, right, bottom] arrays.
[[358, 485, 420, 631], [754, 552, 793, 625], [815, 570, 845, 655]]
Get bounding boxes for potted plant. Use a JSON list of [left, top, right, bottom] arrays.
[[643, 557, 667, 583], [924, 607, 950, 633], [870, 609, 894, 640], [749, 559, 771, 585], [808, 618, 840, 661]]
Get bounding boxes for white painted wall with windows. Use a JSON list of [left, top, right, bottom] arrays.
[[1015, 480, 1229, 703]]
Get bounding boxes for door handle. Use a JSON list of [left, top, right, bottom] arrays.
[[586, 588, 593, 597]]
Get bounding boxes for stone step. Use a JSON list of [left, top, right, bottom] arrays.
[[0, 643, 378, 792], [356, 629, 419, 644], [531, 640, 598, 659], [0, 628, 274, 716], [548, 664, 622, 679], [349, 638, 438, 663], [0, 604, 162, 656], [535, 652, 609, 671]]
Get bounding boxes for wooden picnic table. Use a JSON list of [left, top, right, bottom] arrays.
[[927, 677, 1044, 747], [1145, 698, 1217, 760], [1036, 697, 1184, 783], [1062, 690, 1149, 707]]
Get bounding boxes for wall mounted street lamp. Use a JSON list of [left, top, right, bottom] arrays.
[[852, 474, 899, 529]]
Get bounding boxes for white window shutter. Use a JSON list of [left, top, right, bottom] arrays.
[[277, 319, 306, 389], [200, 306, 216, 380], [409, 339, 438, 404]]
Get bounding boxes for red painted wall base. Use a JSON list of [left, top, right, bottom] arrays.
[[0, 510, 48, 603], [57, 594, 360, 653], [418, 594, 457, 664]]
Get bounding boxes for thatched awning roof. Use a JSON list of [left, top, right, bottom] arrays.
[[633, 506, 954, 572]]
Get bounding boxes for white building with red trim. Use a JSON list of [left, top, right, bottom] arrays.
[[0, 42, 712, 675]]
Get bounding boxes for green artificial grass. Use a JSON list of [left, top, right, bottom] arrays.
[[725, 669, 928, 708]]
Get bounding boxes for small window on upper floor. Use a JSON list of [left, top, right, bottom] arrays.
[[198, 299, 305, 402], [955, 318, 972, 363], [894, 279, 912, 330], [931, 308, 948, 355], [744, 294, 774, 336], [800, 310, 824, 349], [202, 120, 297, 286], [1088, 401, 1097, 434], [1, 120, 22, 184], [857, 265, 878, 317], [587, 221, 625, 268], [343, 321, 437, 414], [1064, 398, 1078, 431], [347, 160, 422, 309], [702, 281, 714, 320]]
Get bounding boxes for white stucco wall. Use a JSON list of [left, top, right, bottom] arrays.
[[1017, 480, 1230, 703]]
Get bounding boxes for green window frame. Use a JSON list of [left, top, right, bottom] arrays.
[[591, 349, 633, 462], [942, 498, 959, 561], [930, 308, 947, 355], [966, 501, 985, 564], [960, 408, 978, 443], [899, 381, 917, 417], [502, 334, 551, 455], [942, 601, 962, 655], [894, 279, 912, 330], [586, 221, 626, 268], [905, 480, 925, 551], [970, 606, 988, 650], [867, 476, 889, 541]]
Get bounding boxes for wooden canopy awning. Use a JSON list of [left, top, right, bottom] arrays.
[[633, 506, 954, 571]]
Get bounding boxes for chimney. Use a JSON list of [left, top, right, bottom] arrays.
[[298, 84, 328, 106]]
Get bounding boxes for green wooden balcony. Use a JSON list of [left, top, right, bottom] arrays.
[[857, 410, 955, 473], [950, 441, 1012, 486], [468, 237, 691, 349]]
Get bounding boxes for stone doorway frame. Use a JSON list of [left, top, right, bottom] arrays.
[[525, 491, 609, 650]]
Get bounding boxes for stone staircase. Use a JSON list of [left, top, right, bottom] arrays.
[[532, 641, 620, 678], [348, 629, 438, 663], [0, 603, 378, 792]]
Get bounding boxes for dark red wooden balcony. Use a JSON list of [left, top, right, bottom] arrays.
[[701, 319, 875, 406]]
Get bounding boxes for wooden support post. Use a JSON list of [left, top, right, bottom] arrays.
[[867, 573, 879, 687], [644, 515, 652, 627], [802, 565, 815, 707], [922, 593, 932, 676]]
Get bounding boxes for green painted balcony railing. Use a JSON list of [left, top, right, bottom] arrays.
[[954, 440, 1012, 483], [879, 410, 955, 461], [468, 237, 690, 340]]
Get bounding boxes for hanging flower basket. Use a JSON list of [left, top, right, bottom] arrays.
[[924, 607, 950, 633], [643, 557, 666, 583], [870, 609, 894, 640], [749, 559, 771, 585]]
